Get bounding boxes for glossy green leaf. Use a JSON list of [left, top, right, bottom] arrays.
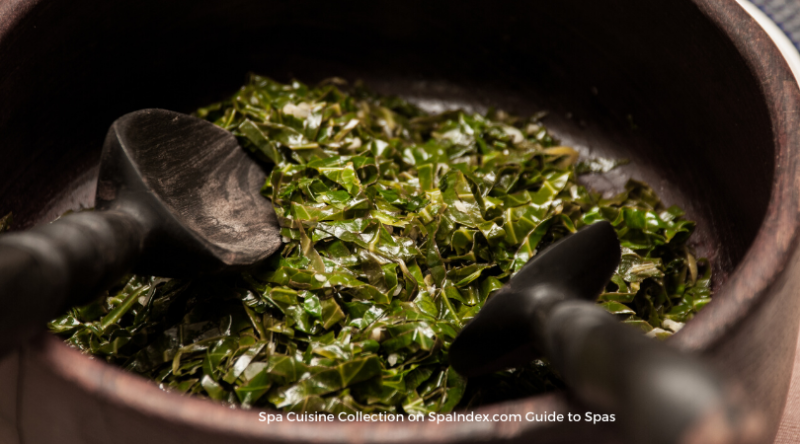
[[49, 76, 711, 414]]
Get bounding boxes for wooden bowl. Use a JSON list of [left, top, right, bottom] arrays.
[[1, 0, 799, 442]]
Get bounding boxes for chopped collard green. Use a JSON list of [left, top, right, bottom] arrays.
[[49, 75, 712, 413], [0, 212, 12, 233]]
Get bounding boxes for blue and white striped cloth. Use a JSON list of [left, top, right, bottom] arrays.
[[750, 0, 800, 50]]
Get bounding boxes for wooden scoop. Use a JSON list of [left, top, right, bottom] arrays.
[[449, 221, 762, 444], [0, 109, 282, 355]]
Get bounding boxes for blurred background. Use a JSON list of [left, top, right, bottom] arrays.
[[749, 0, 800, 51]]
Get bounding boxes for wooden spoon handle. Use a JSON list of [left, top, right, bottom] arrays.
[[0, 208, 147, 355], [546, 300, 762, 444]]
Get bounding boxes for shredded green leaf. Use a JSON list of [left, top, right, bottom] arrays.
[[0, 212, 12, 233], [49, 75, 711, 413]]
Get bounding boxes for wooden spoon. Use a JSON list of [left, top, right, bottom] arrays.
[[450, 221, 762, 444], [0, 109, 281, 355]]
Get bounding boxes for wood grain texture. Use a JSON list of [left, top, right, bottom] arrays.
[[774, 329, 800, 443], [98, 109, 282, 274]]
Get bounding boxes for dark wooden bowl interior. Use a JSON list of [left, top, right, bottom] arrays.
[[0, 0, 789, 443], [1, 0, 772, 285]]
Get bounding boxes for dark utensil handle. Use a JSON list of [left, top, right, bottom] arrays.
[[0, 208, 147, 355], [546, 300, 760, 444]]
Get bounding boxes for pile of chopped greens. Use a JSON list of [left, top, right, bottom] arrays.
[[48, 75, 712, 414]]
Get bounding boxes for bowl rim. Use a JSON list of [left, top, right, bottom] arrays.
[[669, 0, 800, 352], [12, 0, 800, 440]]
